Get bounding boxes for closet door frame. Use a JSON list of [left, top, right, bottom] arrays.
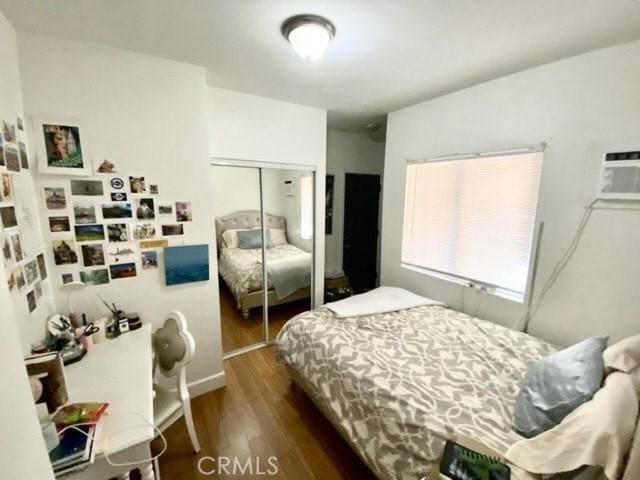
[[211, 158, 316, 359]]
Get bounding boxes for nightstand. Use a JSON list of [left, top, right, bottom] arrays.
[[324, 275, 353, 302]]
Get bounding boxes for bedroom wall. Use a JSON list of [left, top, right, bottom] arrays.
[[381, 39, 640, 347], [0, 11, 55, 478], [205, 87, 327, 306], [17, 32, 224, 395], [325, 130, 385, 277]]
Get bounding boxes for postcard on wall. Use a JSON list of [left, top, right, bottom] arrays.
[[107, 243, 136, 264], [0, 206, 18, 229], [2, 235, 12, 266], [0, 133, 5, 167], [164, 244, 209, 286], [96, 159, 117, 174], [11, 233, 23, 262], [162, 224, 183, 236], [48, 216, 71, 233], [129, 176, 146, 194], [36, 119, 91, 176], [74, 201, 97, 224], [37, 253, 47, 280], [1, 173, 13, 202], [158, 201, 173, 216], [141, 250, 159, 270], [80, 268, 110, 285], [139, 239, 168, 249], [74, 224, 105, 242], [102, 202, 132, 219], [136, 198, 155, 220], [6, 269, 15, 291], [24, 259, 39, 285], [34, 282, 43, 300], [175, 202, 192, 221], [19, 142, 28, 170], [27, 290, 37, 313], [109, 262, 137, 280], [45, 187, 66, 210], [71, 179, 103, 196], [15, 268, 26, 291], [81, 244, 106, 267], [61, 272, 75, 284], [107, 223, 129, 243], [5, 145, 20, 172], [2, 121, 16, 143], [52, 239, 78, 265], [133, 223, 156, 240], [149, 184, 158, 195]]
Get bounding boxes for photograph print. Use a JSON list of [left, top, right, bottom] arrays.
[[26, 290, 37, 313], [129, 176, 146, 194], [0, 133, 4, 167], [109, 262, 137, 280], [11, 233, 23, 262], [2, 236, 12, 266], [175, 202, 192, 221], [37, 253, 48, 280], [74, 224, 105, 242], [71, 179, 103, 196], [38, 121, 90, 175], [44, 187, 67, 210], [24, 259, 39, 285], [80, 268, 110, 285], [81, 244, 105, 267], [5, 145, 20, 172], [52, 239, 78, 265], [0, 206, 18, 228], [96, 159, 117, 174], [74, 201, 96, 224], [48, 216, 71, 233], [141, 250, 159, 270], [133, 223, 156, 240], [136, 198, 155, 220], [102, 202, 132, 219], [107, 244, 136, 264], [61, 273, 75, 284], [161, 224, 183, 236], [158, 201, 173, 216], [15, 268, 26, 290], [2, 121, 15, 142], [1, 173, 13, 202], [107, 223, 129, 242], [19, 141, 28, 170], [149, 184, 158, 195], [164, 244, 209, 286]]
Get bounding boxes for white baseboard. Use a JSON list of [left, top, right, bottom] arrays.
[[186, 370, 226, 397]]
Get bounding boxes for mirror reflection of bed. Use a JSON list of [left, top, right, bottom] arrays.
[[211, 164, 314, 355]]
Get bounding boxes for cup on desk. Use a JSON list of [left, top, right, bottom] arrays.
[[92, 317, 107, 344]]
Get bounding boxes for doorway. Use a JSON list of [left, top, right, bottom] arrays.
[[342, 173, 381, 293]]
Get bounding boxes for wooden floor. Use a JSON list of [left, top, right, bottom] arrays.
[[219, 281, 310, 353], [153, 345, 373, 479]]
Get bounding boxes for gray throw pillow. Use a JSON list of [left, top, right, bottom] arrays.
[[237, 229, 271, 249], [513, 336, 608, 438]]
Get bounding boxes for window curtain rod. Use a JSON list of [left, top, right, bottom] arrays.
[[407, 143, 547, 165]]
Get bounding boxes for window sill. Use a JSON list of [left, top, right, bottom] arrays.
[[400, 263, 525, 304]]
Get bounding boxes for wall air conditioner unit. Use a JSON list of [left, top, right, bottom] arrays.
[[597, 149, 640, 200]]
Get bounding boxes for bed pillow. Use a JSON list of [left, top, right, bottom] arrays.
[[221, 229, 247, 249], [513, 336, 608, 438], [238, 229, 271, 249], [270, 228, 287, 246], [604, 334, 640, 373]]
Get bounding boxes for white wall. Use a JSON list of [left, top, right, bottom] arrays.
[[18, 33, 224, 395], [0, 11, 54, 479], [325, 130, 385, 277], [206, 87, 327, 305], [382, 40, 640, 347]]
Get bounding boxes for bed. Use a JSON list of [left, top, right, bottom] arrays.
[[215, 210, 311, 318], [276, 293, 640, 480]]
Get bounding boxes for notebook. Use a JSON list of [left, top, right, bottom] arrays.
[[49, 424, 95, 472]]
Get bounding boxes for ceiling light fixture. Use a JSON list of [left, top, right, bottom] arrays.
[[282, 14, 336, 61]]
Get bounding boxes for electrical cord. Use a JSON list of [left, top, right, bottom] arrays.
[[516, 198, 598, 333], [55, 410, 167, 478]]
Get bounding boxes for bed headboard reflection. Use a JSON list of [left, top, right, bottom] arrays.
[[214, 210, 286, 249]]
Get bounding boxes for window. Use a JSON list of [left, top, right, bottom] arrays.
[[300, 174, 314, 239], [401, 149, 543, 302]]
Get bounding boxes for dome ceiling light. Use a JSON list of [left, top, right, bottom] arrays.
[[281, 15, 336, 61]]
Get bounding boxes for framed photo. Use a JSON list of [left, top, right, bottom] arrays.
[[35, 117, 92, 176]]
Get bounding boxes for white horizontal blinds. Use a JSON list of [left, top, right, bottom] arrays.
[[402, 151, 543, 295]]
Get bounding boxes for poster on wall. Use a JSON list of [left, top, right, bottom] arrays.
[[164, 244, 209, 286], [36, 118, 92, 176], [325, 174, 334, 235]]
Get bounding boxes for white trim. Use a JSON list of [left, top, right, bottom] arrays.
[[183, 371, 226, 398], [407, 143, 546, 165], [210, 156, 316, 171]]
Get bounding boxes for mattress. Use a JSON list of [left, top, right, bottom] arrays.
[[218, 243, 310, 302], [276, 305, 557, 480]]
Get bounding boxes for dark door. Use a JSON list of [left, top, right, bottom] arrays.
[[343, 173, 381, 293]]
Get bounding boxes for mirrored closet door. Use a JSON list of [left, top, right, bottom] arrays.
[[211, 161, 314, 358]]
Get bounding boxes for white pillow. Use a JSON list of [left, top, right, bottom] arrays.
[[604, 334, 640, 373], [222, 229, 247, 249], [270, 228, 287, 246]]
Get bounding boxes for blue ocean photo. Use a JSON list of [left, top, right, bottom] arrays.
[[164, 244, 210, 286]]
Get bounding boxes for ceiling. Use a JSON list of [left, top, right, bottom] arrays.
[[2, 0, 640, 135]]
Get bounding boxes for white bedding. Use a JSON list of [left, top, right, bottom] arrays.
[[325, 286, 445, 317]]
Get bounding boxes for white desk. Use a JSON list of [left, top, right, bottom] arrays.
[[63, 324, 155, 480]]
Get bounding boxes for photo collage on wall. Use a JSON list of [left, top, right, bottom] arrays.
[[41, 149, 194, 287], [1, 115, 49, 315]]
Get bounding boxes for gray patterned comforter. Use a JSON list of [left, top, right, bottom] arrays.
[[276, 305, 557, 480]]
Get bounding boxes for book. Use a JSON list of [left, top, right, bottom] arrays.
[[439, 440, 510, 480], [49, 424, 94, 472]]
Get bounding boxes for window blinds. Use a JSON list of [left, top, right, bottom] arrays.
[[401, 151, 543, 298]]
